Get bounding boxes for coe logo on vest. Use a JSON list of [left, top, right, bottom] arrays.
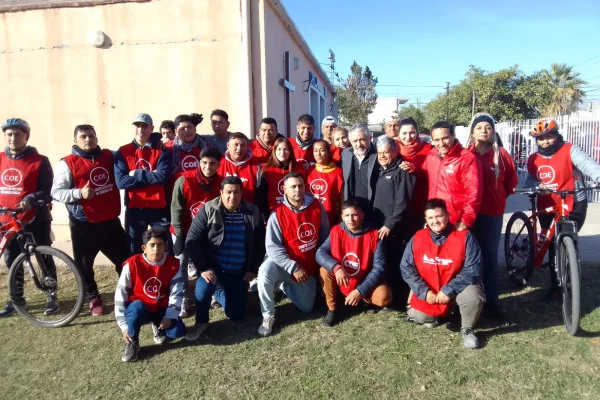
[[310, 179, 328, 197], [135, 159, 152, 171], [342, 253, 361, 276], [278, 178, 285, 196], [1, 168, 22, 187], [181, 155, 199, 171], [537, 165, 555, 184], [143, 277, 163, 300], [190, 201, 205, 218], [90, 167, 110, 187], [297, 222, 316, 244]]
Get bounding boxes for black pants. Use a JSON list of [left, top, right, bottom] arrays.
[[382, 233, 410, 308], [69, 218, 128, 298], [124, 208, 170, 256], [4, 220, 53, 298]]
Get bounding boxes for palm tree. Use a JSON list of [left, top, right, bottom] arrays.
[[543, 63, 587, 116]]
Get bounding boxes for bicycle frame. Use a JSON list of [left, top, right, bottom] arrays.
[[525, 196, 566, 269]]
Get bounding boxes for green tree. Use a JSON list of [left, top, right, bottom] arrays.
[[397, 105, 426, 131], [543, 63, 587, 116], [337, 61, 378, 126]]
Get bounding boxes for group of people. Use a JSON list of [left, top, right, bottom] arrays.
[[2, 108, 600, 362]]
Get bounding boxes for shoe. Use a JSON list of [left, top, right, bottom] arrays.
[[210, 298, 222, 309], [404, 315, 439, 328], [89, 296, 104, 316], [380, 307, 395, 313], [121, 339, 140, 362], [483, 303, 508, 320], [151, 324, 167, 344], [185, 323, 208, 342], [461, 327, 479, 349], [44, 294, 59, 316], [542, 283, 561, 302], [187, 263, 197, 278], [179, 297, 189, 318], [322, 310, 336, 327], [249, 278, 258, 294], [0, 301, 17, 318], [258, 316, 275, 337]]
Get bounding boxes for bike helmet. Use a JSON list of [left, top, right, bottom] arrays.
[[1, 118, 30, 133], [530, 119, 558, 138]]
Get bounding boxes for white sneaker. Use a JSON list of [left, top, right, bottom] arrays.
[[187, 263, 197, 278], [249, 278, 258, 293], [179, 296, 189, 318], [151, 324, 166, 344], [185, 323, 208, 342], [258, 316, 275, 337]]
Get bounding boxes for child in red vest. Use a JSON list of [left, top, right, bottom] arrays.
[[115, 227, 186, 362]]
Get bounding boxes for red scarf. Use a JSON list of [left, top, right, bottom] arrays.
[[399, 138, 423, 158], [195, 168, 218, 192]]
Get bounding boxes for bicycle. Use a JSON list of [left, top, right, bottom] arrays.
[[504, 185, 598, 336], [1, 202, 85, 328]]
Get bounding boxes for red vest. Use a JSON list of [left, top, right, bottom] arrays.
[[261, 164, 307, 211], [179, 171, 222, 234], [527, 143, 575, 212], [0, 152, 43, 223], [274, 199, 322, 276], [248, 140, 271, 165], [119, 143, 167, 209], [290, 140, 315, 169], [63, 150, 121, 223], [127, 254, 180, 312], [410, 228, 468, 317], [217, 158, 259, 204], [329, 225, 379, 296], [166, 142, 202, 188], [307, 166, 344, 226]]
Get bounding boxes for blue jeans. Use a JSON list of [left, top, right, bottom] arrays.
[[472, 213, 503, 305], [124, 207, 171, 256], [194, 269, 249, 324], [125, 300, 186, 339]]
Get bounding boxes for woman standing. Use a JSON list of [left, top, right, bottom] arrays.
[[330, 127, 350, 165], [466, 113, 518, 318], [307, 140, 344, 226]]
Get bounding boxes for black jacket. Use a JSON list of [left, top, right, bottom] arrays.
[[185, 197, 266, 275], [372, 158, 415, 233], [341, 144, 379, 204]]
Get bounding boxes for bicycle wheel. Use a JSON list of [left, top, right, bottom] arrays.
[[7, 245, 85, 328], [559, 236, 580, 336], [504, 211, 535, 286]]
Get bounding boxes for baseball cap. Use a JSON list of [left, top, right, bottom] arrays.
[[132, 113, 153, 126], [321, 116, 337, 126]]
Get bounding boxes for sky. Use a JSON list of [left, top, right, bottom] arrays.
[[282, 0, 600, 107]]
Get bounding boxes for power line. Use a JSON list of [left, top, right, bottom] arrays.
[[574, 53, 600, 67], [377, 84, 446, 88]]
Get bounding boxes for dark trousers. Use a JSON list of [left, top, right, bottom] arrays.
[[69, 217, 128, 298], [125, 300, 185, 339], [383, 233, 409, 308], [124, 208, 170, 256], [472, 213, 503, 305], [194, 269, 248, 324], [3, 220, 53, 297]]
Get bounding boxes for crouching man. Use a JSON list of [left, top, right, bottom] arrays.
[[316, 199, 392, 327], [115, 228, 186, 362], [256, 172, 329, 336], [400, 198, 485, 349]]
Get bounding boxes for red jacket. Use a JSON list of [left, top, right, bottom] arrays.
[[469, 146, 517, 216], [425, 142, 482, 227], [401, 141, 432, 215], [248, 140, 272, 165]]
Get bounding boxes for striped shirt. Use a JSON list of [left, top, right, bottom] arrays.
[[215, 210, 247, 271]]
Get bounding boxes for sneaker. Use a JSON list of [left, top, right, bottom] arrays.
[[258, 316, 275, 337], [210, 298, 222, 309], [322, 310, 336, 327], [44, 294, 59, 316], [187, 263, 197, 278], [404, 316, 439, 329], [461, 327, 479, 349], [185, 323, 208, 342], [249, 278, 258, 294], [0, 301, 16, 318], [179, 297, 189, 318], [151, 324, 167, 344], [89, 296, 104, 316], [483, 303, 508, 320], [121, 339, 140, 362]]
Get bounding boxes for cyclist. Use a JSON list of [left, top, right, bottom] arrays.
[[526, 119, 600, 299], [0, 118, 55, 317]]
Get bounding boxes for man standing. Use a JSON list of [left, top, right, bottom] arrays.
[[201, 109, 231, 154], [52, 124, 129, 316], [184, 176, 265, 341], [290, 114, 317, 169], [0, 118, 55, 317], [114, 113, 173, 255], [166, 114, 209, 187], [316, 199, 392, 327], [425, 121, 482, 231], [217, 132, 259, 204], [321, 116, 338, 144], [384, 116, 400, 139], [256, 172, 329, 336], [400, 199, 485, 349], [341, 123, 379, 218], [159, 120, 175, 144], [248, 117, 284, 165]]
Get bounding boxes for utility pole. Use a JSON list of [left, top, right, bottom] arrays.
[[445, 82, 450, 120], [472, 89, 476, 117], [417, 98, 420, 108]]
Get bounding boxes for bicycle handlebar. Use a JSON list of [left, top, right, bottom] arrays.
[[514, 185, 600, 196], [0, 200, 49, 216]]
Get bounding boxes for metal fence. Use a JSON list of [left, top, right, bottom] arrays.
[[495, 111, 600, 203]]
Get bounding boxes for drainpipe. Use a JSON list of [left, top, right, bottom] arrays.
[[241, 0, 255, 138]]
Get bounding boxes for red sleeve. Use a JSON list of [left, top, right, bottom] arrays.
[[460, 156, 483, 228]]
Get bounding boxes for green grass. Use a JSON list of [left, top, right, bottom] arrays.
[[1, 263, 599, 400]]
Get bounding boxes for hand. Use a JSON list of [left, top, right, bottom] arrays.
[[159, 318, 172, 330], [455, 221, 468, 231], [173, 235, 185, 256], [378, 226, 391, 240], [128, 170, 136, 177], [122, 329, 132, 344], [538, 183, 550, 196], [293, 267, 309, 283], [81, 181, 96, 200], [426, 290, 438, 305], [344, 289, 363, 306], [399, 161, 415, 173], [200, 269, 217, 284], [334, 267, 349, 288], [18, 199, 32, 212], [243, 272, 256, 283], [436, 291, 451, 304]]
